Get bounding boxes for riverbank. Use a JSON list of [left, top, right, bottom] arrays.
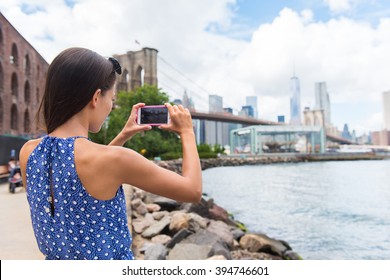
[[155, 152, 388, 173]]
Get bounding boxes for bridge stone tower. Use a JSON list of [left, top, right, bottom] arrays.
[[114, 47, 158, 92], [303, 108, 325, 127]]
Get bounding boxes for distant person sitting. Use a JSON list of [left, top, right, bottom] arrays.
[[8, 157, 21, 180], [8, 157, 17, 171]]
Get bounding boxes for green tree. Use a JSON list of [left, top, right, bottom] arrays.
[[90, 85, 182, 158]]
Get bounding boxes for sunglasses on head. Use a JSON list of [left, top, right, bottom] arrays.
[[108, 57, 122, 75]]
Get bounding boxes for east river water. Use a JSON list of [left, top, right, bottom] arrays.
[[202, 159, 390, 260]]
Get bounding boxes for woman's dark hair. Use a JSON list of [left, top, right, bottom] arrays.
[[38, 47, 118, 134]]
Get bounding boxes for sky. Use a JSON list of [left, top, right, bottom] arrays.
[[1, 0, 390, 135]]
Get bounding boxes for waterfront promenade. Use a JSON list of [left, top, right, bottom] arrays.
[[0, 182, 43, 260]]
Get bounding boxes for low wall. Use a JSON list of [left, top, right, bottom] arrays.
[[0, 135, 28, 165]]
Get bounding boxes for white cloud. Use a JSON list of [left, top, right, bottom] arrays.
[[1, 1, 389, 133], [324, 0, 352, 12], [204, 8, 390, 130]]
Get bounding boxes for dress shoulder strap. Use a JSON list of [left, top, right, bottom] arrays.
[[73, 136, 91, 141]]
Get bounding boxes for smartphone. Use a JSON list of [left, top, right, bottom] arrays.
[[137, 105, 170, 126]]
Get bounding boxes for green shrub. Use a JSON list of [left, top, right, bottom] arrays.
[[197, 143, 212, 153], [198, 152, 218, 159], [160, 152, 182, 160]]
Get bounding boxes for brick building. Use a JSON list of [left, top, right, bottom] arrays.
[[0, 12, 49, 137]]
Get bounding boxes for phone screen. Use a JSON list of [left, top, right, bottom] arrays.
[[139, 106, 169, 125]]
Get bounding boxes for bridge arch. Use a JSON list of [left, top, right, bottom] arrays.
[[114, 47, 158, 91]]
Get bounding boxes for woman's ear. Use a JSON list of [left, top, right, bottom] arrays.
[[91, 89, 101, 108]]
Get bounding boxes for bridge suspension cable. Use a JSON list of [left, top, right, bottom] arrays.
[[158, 57, 209, 109], [158, 56, 213, 97], [157, 55, 241, 113]]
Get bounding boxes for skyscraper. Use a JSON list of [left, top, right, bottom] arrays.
[[341, 124, 352, 140], [383, 91, 390, 130], [209, 95, 223, 113], [289, 76, 301, 125], [239, 105, 254, 118], [315, 82, 331, 125], [182, 91, 195, 111], [246, 96, 258, 118]]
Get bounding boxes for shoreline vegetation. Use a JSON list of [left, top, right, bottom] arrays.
[[124, 153, 387, 260]]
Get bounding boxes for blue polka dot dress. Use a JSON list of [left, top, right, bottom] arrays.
[[26, 136, 134, 260]]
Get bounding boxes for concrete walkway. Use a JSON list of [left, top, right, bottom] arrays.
[[0, 183, 43, 260]]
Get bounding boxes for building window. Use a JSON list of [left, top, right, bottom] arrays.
[[24, 109, 30, 133], [11, 73, 18, 98], [24, 81, 31, 104], [0, 63, 3, 91], [36, 87, 40, 105], [11, 104, 18, 130], [0, 27, 3, 53], [25, 54, 31, 75], [0, 98, 3, 132], [10, 43, 19, 65]]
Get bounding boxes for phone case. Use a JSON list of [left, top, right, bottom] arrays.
[[137, 105, 170, 126]]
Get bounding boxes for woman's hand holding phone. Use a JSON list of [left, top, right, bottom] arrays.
[[109, 102, 194, 146], [159, 103, 194, 136], [108, 103, 152, 146], [137, 105, 170, 126], [123, 103, 153, 136]]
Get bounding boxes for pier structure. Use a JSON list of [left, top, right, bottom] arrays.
[[230, 125, 325, 155]]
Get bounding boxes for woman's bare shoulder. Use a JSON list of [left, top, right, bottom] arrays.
[[20, 138, 43, 160], [75, 139, 140, 166], [19, 138, 44, 187]]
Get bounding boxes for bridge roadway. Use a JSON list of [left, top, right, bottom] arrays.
[[190, 111, 354, 145], [190, 111, 279, 126]]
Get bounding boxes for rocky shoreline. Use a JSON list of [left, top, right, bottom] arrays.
[[124, 185, 302, 260], [123, 156, 312, 260]]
